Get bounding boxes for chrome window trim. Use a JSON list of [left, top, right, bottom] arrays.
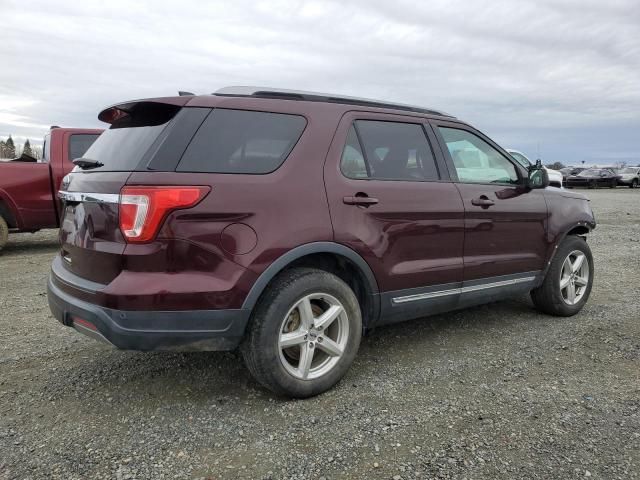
[[391, 275, 536, 305], [58, 191, 120, 204]]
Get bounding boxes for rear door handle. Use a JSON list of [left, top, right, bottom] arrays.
[[471, 196, 495, 207], [343, 195, 379, 206]]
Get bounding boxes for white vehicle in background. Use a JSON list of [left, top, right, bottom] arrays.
[[507, 149, 563, 188], [617, 166, 640, 188]]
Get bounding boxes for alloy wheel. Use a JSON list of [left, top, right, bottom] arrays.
[[278, 293, 349, 380], [559, 250, 590, 305]]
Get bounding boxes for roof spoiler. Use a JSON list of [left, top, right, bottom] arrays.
[[98, 97, 192, 125]]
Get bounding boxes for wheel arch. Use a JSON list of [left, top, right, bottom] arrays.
[[542, 221, 594, 279], [0, 190, 20, 229], [242, 242, 381, 327]]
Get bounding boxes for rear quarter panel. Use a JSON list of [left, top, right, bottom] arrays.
[[124, 102, 343, 280]]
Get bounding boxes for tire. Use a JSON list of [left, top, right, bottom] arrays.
[[0, 216, 8, 252], [609, 179, 617, 188], [531, 235, 593, 316], [242, 268, 362, 398], [588, 180, 596, 189], [631, 179, 638, 189]]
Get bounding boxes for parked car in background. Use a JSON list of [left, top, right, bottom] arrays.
[[507, 149, 563, 188], [617, 167, 640, 188], [48, 87, 596, 397], [561, 167, 586, 181], [0, 127, 102, 251], [565, 168, 620, 189]]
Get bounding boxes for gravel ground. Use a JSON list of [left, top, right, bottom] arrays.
[[1, 189, 639, 480]]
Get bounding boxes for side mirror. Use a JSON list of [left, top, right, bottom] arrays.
[[527, 163, 549, 189]]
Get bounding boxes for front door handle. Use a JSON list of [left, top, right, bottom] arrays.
[[471, 196, 495, 208], [343, 195, 379, 207]]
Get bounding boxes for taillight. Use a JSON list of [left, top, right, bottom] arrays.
[[119, 186, 209, 243]]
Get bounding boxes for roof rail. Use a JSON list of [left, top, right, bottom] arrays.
[[213, 86, 452, 117]]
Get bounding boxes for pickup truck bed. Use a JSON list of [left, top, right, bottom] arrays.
[[0, 127, 102, 250]]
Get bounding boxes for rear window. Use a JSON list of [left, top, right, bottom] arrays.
[[81, 124, 168, 171], [80, 102, 181, 171], [177, 109, 306, 174], [68, 134, 99, 162]]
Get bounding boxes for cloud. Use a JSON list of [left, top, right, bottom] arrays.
[[1, 0, 638, 163]]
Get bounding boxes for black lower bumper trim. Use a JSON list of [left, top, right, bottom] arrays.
[[47, 276, 250, 351]]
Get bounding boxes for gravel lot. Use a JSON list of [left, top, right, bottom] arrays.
[[1, 189, 639, 480]]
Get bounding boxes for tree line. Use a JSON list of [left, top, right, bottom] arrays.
[[0, 135, 42, 160]]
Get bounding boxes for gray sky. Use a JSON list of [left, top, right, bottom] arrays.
[[2, 0, 639, 165]]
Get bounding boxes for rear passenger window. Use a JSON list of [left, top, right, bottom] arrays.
[[340, 126, 369, 179], [340, 120, 439, 181], [177, 109, 306, 174]]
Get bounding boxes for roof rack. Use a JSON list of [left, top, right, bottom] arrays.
[[213, 86, 452, 117]]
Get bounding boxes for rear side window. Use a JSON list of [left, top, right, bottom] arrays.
[[341, 120, 439, 181], [68, 134, 99, 162], [177, 109, 306, 174]]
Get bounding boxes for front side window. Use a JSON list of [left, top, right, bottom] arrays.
[[178, 109, 306, 174], [438, 127, 519, 184], [340, 120, 439, 181]]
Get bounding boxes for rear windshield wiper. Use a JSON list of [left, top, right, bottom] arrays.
[[73, 158, 104, 170]]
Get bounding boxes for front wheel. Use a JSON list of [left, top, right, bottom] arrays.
[[631, 179, 638, 189], [0, 216, 8, 252], [242, 268, 362, 398], [609, 179, 617, 188], [531, 235, 593, 316]]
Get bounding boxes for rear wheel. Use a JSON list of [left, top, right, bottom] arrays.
[[0, 216, 8, 252], [588, 180, 597, 189], [531, 235, 593, 316], [242, 268, 362, 398], [609, 179, 617, 188]]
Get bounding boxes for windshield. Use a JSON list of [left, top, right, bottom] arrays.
[[509, 151, 531, 168]]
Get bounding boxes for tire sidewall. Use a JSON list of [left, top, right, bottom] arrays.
[[0, 216, 8, 252], [244, 269, 362, 398]]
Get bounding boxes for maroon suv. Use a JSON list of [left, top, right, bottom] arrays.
[[48, 87, 596, 397]]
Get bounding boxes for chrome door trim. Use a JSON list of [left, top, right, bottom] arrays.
[[58, 191, 120, 204], [391, 274, 537, 305], [460, 276, 537, 294], [391, 287, 460, 304]]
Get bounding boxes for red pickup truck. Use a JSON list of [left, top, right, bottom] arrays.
[[0, 127, 102, 251]]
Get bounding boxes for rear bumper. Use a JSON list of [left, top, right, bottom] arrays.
[[47, 275, 250, 351]]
